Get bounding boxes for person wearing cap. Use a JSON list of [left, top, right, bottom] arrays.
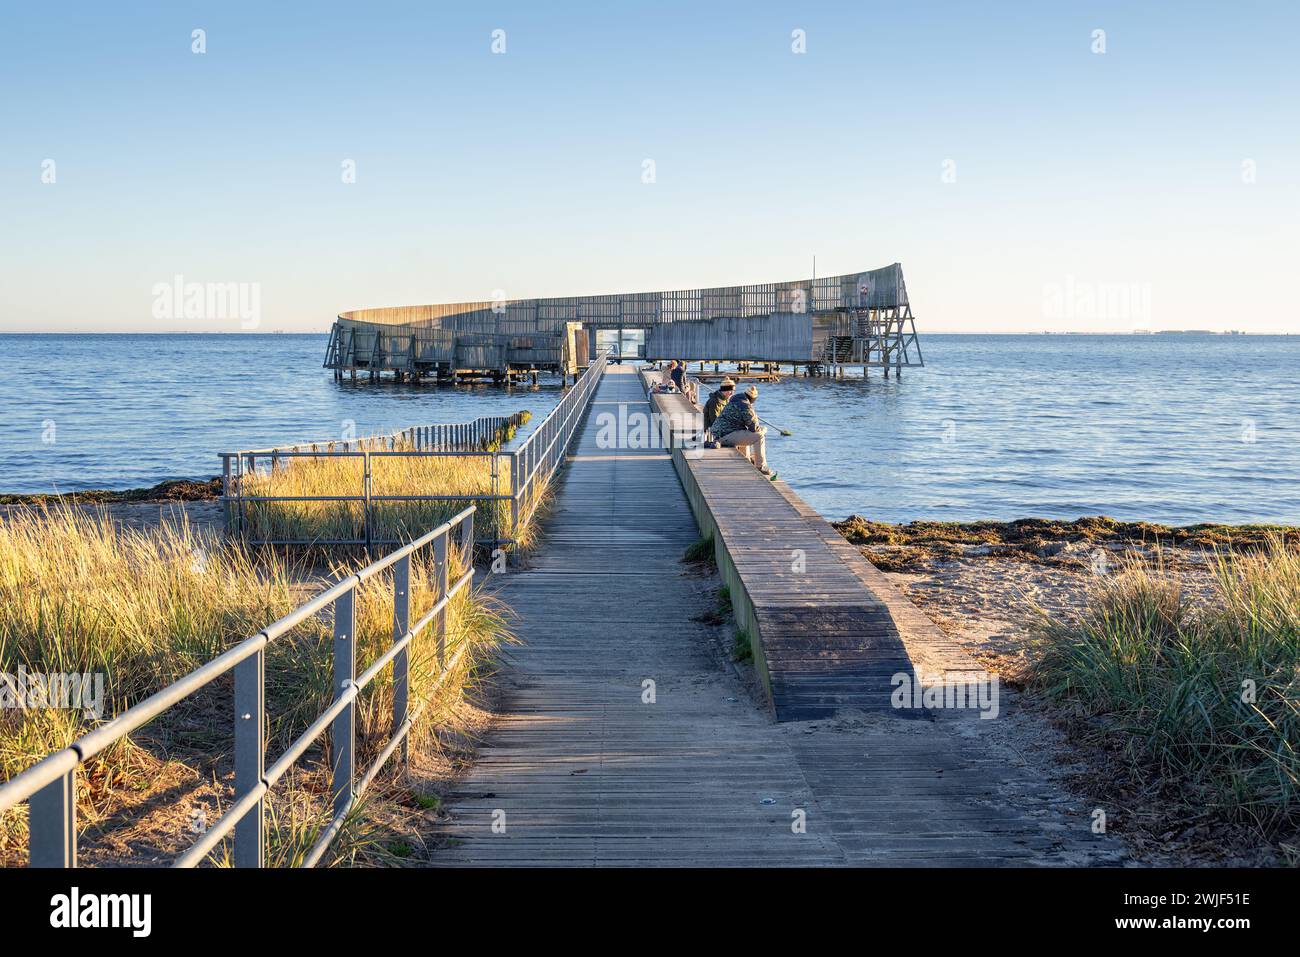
[[707, 384, 772, 476], [703, 377, 735, 430]]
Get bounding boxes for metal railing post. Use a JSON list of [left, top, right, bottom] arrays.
[[490, 450, 500, 552], [362, 451, 373, 555], [459, 510, 475, 569], [432, 534, 448, 669], [551, 408, 559, 471], [392, 554, 411, 766], [331, 588, 356, 821], [233, 646, 265, 867], [29, 771, 76, 867], [221, 454, 234, 534], [237, 454, 248, 535], [509, 450, 520, 549]]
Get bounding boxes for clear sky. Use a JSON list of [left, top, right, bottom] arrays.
[[2, 1, 1297, 333]]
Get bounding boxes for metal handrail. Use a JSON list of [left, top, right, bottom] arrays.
[[0, 506, 477, 868], [218, 415, 520, 550], [220, 366, 605, 552], [507, 353, 607, 538], [223, 414, 523, 458], [219, 357, 608, 552]]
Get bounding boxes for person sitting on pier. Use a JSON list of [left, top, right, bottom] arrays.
[[658, 360, 677, 390], [703, 378, 735, 430], [670, 359, 687, 395], [708, 385, 772, 476]]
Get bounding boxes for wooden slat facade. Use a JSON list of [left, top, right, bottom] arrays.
[[324, 264, 923, 375]]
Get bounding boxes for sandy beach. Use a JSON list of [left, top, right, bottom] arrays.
[[879, 547, 1224, 675], [839, 527, 1294, 866], [0, 480, 224, 536]]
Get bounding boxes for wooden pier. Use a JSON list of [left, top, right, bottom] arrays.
[[435, 366, 1123, 866], [689, 361, 784, 383]]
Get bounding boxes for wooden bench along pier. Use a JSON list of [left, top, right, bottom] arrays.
[[436, 366, 1123, 867]]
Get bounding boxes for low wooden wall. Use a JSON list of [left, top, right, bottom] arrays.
[[639, 365, 982, 721]]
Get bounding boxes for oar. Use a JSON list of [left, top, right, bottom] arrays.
[[759, 416, 792, 437]]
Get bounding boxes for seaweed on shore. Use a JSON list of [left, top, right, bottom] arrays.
[[0, 477, 222, 506], [833, 514, 1300, 571]]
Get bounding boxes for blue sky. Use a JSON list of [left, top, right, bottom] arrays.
[[2, 1, 1297, 332]]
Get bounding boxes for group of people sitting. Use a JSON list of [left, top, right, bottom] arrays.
[[649, 361, 774, 478], [656, 359, 690, 399], [702, 378, 773, 478]]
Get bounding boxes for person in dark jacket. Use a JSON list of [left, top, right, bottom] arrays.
[[670, 359, 686, 394], [703, 378, 735, 429], [707, 385, 771, 475]]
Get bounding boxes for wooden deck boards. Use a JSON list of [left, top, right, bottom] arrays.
[[435, 367, 845, 866], [433, 365, 1124, 867]]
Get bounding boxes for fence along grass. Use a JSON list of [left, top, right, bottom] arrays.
[[3, 358, 604, 864], [229, 412, 532, 550], [236, 444, 516, 547], [0, 503, 508, 866], [226, 353, 607, 555]]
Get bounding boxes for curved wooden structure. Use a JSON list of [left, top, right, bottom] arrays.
[[324, 263, 923, 380]]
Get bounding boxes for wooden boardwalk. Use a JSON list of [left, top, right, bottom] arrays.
[[435, 366, 1124, 866], [437, 368, 843, 865]]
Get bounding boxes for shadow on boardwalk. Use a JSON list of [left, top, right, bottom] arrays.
[[434, 368, 1127, 867]]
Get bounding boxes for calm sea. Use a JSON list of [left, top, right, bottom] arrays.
[[2, 333, 1296, 525]]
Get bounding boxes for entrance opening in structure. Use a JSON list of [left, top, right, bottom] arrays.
[[595, 328, 646, 360]]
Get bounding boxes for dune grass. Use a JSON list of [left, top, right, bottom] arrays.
[[0, 503, 509, 866], [682, 534, 717, 567], [1027, 537, 1300, 841], [233, 412, 542, 550]]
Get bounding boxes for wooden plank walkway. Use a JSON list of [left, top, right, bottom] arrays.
[[436, 367, 845, 865], [434, 366, 1125, 866]]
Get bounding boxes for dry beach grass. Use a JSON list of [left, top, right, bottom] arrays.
[[0, 503, 510, 866], [233, 413, 543, 549], [1026, 540, 1300, 862], [841, 518, 1300, 864]]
